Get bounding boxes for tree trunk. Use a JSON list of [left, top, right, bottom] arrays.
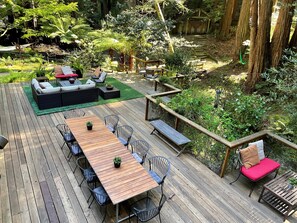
[[154, 0, 174, 53], [232, 0, 251, 62], [245, 0, 273, 93], [219, 0, 236, 40], [270, 0, 295, 67], [289, 22, 297, 49]]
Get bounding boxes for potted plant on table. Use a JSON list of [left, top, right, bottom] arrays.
[[113, 156, 122, 168], [288, 177, 297, 190], [106, 83, 113, 90], [86, 121, 93, 130]]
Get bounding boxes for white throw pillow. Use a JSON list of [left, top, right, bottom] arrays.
[[99, 72, 107, 82], [79, 84, 95, 90], [62, 66, 73, 75], [39, 82, 53, 89], [41, 87, 61, 94], [249, 140, 265, 160], [61, 86, 79, 91]]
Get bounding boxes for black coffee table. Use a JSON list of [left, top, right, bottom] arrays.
[[98, 87, 120, 99], [59, 80, 82, 87]]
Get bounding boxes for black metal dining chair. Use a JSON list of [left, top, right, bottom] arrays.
[[104, 114, 119, 133], [87, 185, 111, 223], [130, 140, 151, 165], [75, 156, 98, 186], [148, 156, 170, 194], [129, 193, 167, 223], [56, 124, 76, 150], [116, 125, 133, 147], [63, 109, 85, 119]]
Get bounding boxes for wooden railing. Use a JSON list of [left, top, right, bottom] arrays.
[[145, 80, 297, 177]]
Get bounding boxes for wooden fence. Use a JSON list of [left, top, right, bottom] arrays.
[[145, 80, 297, 177]]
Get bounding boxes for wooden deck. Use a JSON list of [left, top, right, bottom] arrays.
[[0, 74, 296, 223]]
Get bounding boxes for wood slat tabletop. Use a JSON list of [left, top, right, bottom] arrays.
[[66, 115, 158, 205]]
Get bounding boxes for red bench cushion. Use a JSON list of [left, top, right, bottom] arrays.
[[55, 73, 78, 79], [241, 157, 280, 181]]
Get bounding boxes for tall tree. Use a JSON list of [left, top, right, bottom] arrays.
[[270, 0, 295, 67], [219, 0, 236, 40], [154, 0, 174, 53], [245, 0, 273, 93], [232, 0, 250, 62]]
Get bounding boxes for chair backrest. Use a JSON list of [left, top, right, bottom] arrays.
[[63, 109, 85, 119], [0, 135, 8, 149], [149, 156, 170, 182], [104, 114, 119, 133], [130, 139, 150, 158], [116, 125, 133, 143], [56, 124, 71, 135], [99, 71, 107, 82], [136, 194, 167, 222]]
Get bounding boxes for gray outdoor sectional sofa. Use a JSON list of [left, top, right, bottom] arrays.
[[31, 79, 99, 110]]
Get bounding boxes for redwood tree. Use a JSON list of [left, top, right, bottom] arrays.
[[270, 0, 295, 67], [245, 0, 273, 93], [219, 0, 236, 40], [232, 0, 251, 62]]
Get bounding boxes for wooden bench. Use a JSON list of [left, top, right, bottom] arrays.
[[150, 120, 191, 156]]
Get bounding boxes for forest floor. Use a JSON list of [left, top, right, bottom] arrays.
[[184, 34, 248, 92]]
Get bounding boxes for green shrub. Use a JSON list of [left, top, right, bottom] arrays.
[[0, 71, 35, 83], [260, 48, 297, 101], [220, 92, 267, 140], [164, 50, 194, 75], [0, 68, 10, 73]]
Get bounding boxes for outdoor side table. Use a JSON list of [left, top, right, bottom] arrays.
[[98, 86, 120, 99], [258, 171, 297, 221]]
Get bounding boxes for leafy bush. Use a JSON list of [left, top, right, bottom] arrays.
[[165, 50, 194, 75], [0, 68, 10, 73], [0, 71, 35, 83], [260, 48, 297, 101], [219, 92, 267, 140]]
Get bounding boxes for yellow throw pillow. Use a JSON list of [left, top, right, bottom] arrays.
[[240, 145, 260, 169]]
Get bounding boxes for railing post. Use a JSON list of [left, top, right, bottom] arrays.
[[174, 117, 179, 130], [145, 98, 149, 120], [154, 80, 158, 92], [220, 147, 231, 177]]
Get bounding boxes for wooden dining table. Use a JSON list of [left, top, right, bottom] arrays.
[[65, 115, 158, 223]]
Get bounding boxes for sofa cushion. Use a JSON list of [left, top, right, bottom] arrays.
[[41, 87, 61, 94], [241, 158, 281, 181], [32, 78, 38, 86], [61, 85, 79, 92], [33, 82, 42, 93], [86, 79, 95, 85], [249, 140, 265, 160], [39, 82, 53, 89], [78, 84, 95, 90]]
